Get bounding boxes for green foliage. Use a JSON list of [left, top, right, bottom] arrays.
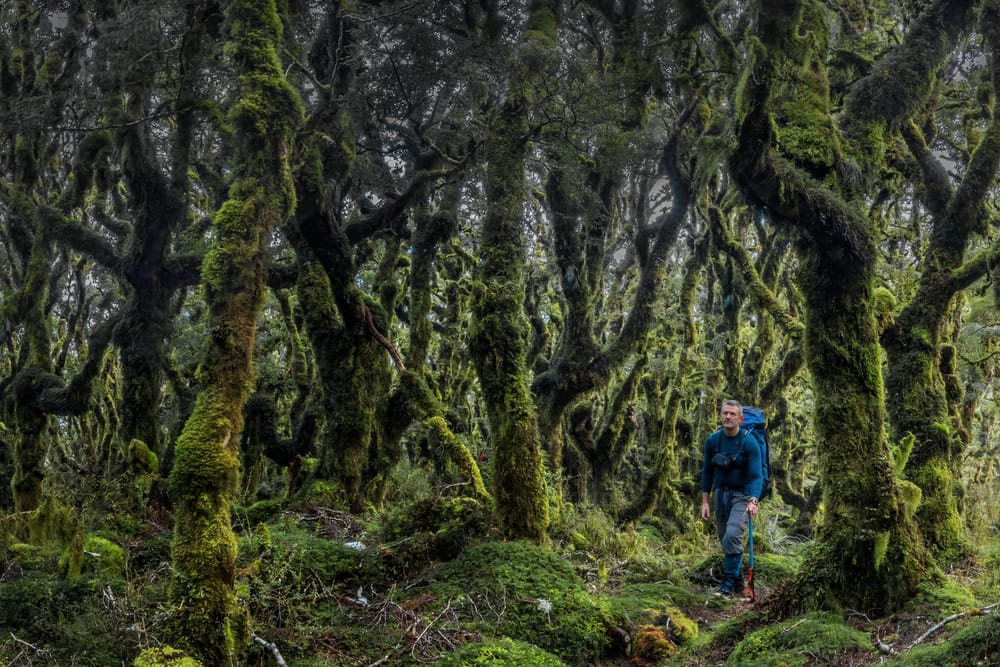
[[0, 569, 140, 665], [240, 523, 379, 590], [726, 612, 874, 666], [907, 571, 977, 615], [689, 551, 802, 590], [381, 495, 493, 567], [429, 637, 567, 666], [59, 534, 125, 578], [430, 540, 612, 664], [234, 498, 285, 526]]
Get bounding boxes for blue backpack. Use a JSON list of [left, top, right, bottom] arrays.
[[742, 407, 772, 501]]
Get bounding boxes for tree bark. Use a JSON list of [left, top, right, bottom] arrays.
[[469, 0, 558, 543], [167, 0, 303, 661], [732, 0, 930, 612]]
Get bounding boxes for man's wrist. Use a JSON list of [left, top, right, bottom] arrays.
[[748, 497, 758, 504]]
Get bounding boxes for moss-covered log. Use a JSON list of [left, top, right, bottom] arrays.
[[167, 0, 302, 662]]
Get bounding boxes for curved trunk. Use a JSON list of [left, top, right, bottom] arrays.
[[883, 6, 1000, 558], [731, 0, 930, 612]]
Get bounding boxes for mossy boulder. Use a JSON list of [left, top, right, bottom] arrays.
[[427, 540, 612, 665], [429, 637, 568, 666]]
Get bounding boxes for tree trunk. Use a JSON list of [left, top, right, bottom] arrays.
[[469, 1, 558, 543], [883, 5, 1000, 558], [167, 0, 302, 662], [732, 0, 928, 612]]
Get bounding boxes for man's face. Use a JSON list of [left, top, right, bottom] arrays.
[[721, 405, 743, 431]]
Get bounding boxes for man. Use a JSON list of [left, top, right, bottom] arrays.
[[700, 399, 762, 596]]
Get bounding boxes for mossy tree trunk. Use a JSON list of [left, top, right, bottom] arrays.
[[532, 2, 697, 513], [883, 0, 1000, 560], [732, 0, 929, 612], [3, 1, 90, 513], [115, 0, 211, 463], [167, 0, 302, 662], [469, 0, 558, 543]]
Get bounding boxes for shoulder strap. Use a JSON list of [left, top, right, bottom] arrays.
[[735, 428, 748, 460]]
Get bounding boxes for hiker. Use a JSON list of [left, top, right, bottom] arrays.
[[700, 399, 762, 596]]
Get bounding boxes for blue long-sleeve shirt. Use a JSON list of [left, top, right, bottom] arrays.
[[700, 428, 763, 498]]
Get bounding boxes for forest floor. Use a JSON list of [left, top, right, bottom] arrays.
[[2, 490, 1000, 666]]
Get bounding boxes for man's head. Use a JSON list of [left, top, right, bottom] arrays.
[[720, 400, 743, 436]]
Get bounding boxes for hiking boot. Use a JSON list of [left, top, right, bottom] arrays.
[[715, 579, 736, 597]]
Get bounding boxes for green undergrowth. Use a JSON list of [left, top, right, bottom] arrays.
[[426, 540, 614, 665], [428, 637, 568, 666], [7, 487, 1000, 667], [895, 612, 1000, 666], [688, 550, 803, 591], [728, 611, 875, 666], [0, 534, 170, 666]]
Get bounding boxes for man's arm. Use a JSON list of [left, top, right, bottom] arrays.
[[700, 434, 715, 520]]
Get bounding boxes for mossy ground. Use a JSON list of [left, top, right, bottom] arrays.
[[2, 495, 1000, 666]]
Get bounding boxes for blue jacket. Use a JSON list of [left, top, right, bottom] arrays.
[[700, 428, 763, 498]]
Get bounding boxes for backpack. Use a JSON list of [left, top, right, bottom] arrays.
[[741, 407, 772, 502]]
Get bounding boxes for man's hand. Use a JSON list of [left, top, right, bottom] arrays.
[[747, 498, 759, 517], [700, 500, 711, 521]]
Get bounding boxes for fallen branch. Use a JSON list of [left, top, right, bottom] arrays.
[[253, 633, 289, 667], [907, 602, 1000, 650]]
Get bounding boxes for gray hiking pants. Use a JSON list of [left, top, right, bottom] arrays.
[[714, 487, 750, 557]]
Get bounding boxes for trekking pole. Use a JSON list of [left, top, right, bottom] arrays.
[[745, 515, 756, 603]]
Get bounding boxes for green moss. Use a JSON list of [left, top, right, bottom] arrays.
[[911, 458, 965, 559], [382, 496, 492, 565], [134, 646, 203, 666], [633, 624, 678, 663], [873, 530, 890, 570], [727, 612, 874, 666], [429, 541, 611, 664], [59, 535, 125, 578], [239, 524, 379, 589], [234, 498, 285, 526], [872, 286, 897, 331], [429, 637, 567, 666], [896, 613, 1000, 666], [907, 572, 977, 615], [0, 571, 140, 664], [424, 416, 492, 502]]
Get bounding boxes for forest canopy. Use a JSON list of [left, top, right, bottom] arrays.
[[3, 0, 1000, 664]]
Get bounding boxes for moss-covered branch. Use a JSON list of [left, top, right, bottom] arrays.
[[709, 203, 805, 339]]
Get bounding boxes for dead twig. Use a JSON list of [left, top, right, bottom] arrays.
[[907, 602, 1000, 650], [252, 633, 289, 667]]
